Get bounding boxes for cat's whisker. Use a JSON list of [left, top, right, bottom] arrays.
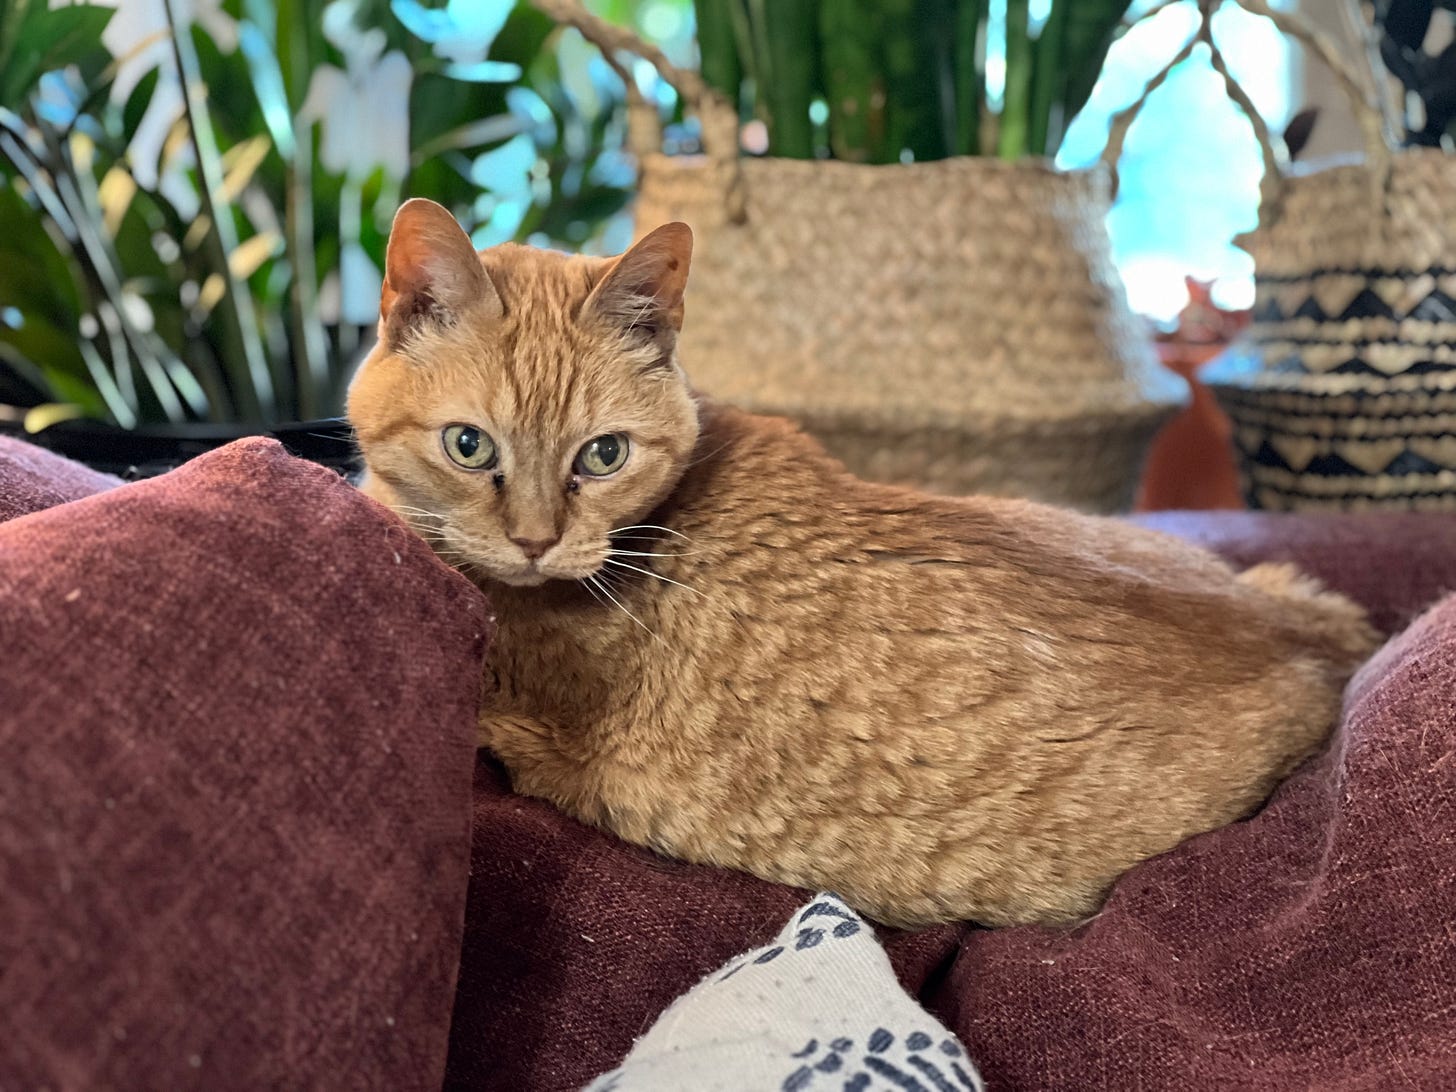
[[593, 567, 627, 597], [585, 574, 660, 642], [684, 439, 735, 470], [610, 524, 694, 542], [605, 548, 702, 559], [602, 557, 702, 597], [390, 504, 448, 520], [578, 577, 608, 610]]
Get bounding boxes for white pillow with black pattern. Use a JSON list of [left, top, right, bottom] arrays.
[[584, 894, 983, 1092]]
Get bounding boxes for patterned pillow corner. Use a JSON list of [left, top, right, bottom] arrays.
[[585, 894, 983, 1092]]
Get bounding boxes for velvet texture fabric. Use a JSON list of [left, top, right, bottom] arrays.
[[0, 434, 121, 521], [0, 439, 488, 1091], [4, 440, 1453, 1091], [447, 512, 1456, 1092]]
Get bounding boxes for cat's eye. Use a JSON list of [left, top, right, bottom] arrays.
[[442, 424, 498, 470], [575, 433, 630, 477]]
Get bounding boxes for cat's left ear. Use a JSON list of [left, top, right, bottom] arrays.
[[584, 222, 693, 347]]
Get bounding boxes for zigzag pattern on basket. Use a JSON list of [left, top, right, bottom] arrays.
[[1213, 370, 1456, 512], [1250, 268, 1456, 377]]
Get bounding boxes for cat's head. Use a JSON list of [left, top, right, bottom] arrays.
[[348, 198, 701, 586]]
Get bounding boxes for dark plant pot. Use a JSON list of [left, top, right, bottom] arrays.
[[6, 416, 360, 480]]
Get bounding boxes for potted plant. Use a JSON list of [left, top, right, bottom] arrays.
[[530, 0, 1187, 513], [0, 0, 642, 477]]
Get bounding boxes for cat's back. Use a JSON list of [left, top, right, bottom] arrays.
[[662, 401, 1358, 673], [611, 401, 1373, 925]]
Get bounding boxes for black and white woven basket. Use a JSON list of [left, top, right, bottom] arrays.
[[1176, 1, 1456, 511], [1207, 343, 1456, 512], [1210, 146, 1456, 512]]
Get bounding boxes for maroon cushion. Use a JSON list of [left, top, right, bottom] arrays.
[[0, 439, 489, 1091], [446, 512, 1456, 1091], [941, 593, 1456, 1089], [0, 434, 121, 521], [1133, 510, 1456, 636], [447, 762, 961, 1091]]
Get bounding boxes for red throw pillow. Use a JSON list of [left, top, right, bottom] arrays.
[[0, 435, 121, 522], [0, 438, 490, 1091]]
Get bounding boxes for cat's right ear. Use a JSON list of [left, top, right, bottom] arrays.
[[380, 198, 502, 344], [584, 222, 693, 346]]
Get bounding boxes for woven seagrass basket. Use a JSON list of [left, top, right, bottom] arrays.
[[533, 1, 1184, 513], [1195, 1, 1456, 511]]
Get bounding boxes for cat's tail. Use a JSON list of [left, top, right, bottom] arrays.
[[1237, 562, 1382, 670]]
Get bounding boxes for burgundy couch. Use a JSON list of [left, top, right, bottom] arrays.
[[2, 435, 1453, 1091]]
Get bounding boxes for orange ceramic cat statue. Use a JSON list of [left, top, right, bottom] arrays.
[[349, 199, 1377, 927]]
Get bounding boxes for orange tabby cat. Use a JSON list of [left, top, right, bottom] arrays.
[[349, 198, 1378, 928]]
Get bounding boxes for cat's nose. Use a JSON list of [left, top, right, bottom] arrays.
[[511, 535, 560, 561]]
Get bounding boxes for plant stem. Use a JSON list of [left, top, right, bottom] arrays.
[[163, 0, 273, 422], [998, 0, 1032, 160], [820, 0, 879, 161], [1028, 0, 1069, 156], [745, 0, 775, 135], [694, 0, 741, 105], [763, 0, 818, 156], [953, 0, 983, 155], [726, 0, 758, 98], [285, 154, 328, 419], [336, 177, 363, 365], [277, 0, 328, 421], [882, 0, 946, 161]]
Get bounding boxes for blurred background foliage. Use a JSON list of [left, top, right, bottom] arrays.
[[0, 0, 1347, 431], [0, 0, 695, 428], [693, 0, 1132, 162]]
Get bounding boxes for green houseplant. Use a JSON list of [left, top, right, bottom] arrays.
[[691, 0, 1133, 163], [530, 0, 1183, 513], [0, 0, 650, 475]]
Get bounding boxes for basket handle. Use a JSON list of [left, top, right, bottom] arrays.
[[1098, 0, 1394, 217], [528, 0, 743, 172]]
